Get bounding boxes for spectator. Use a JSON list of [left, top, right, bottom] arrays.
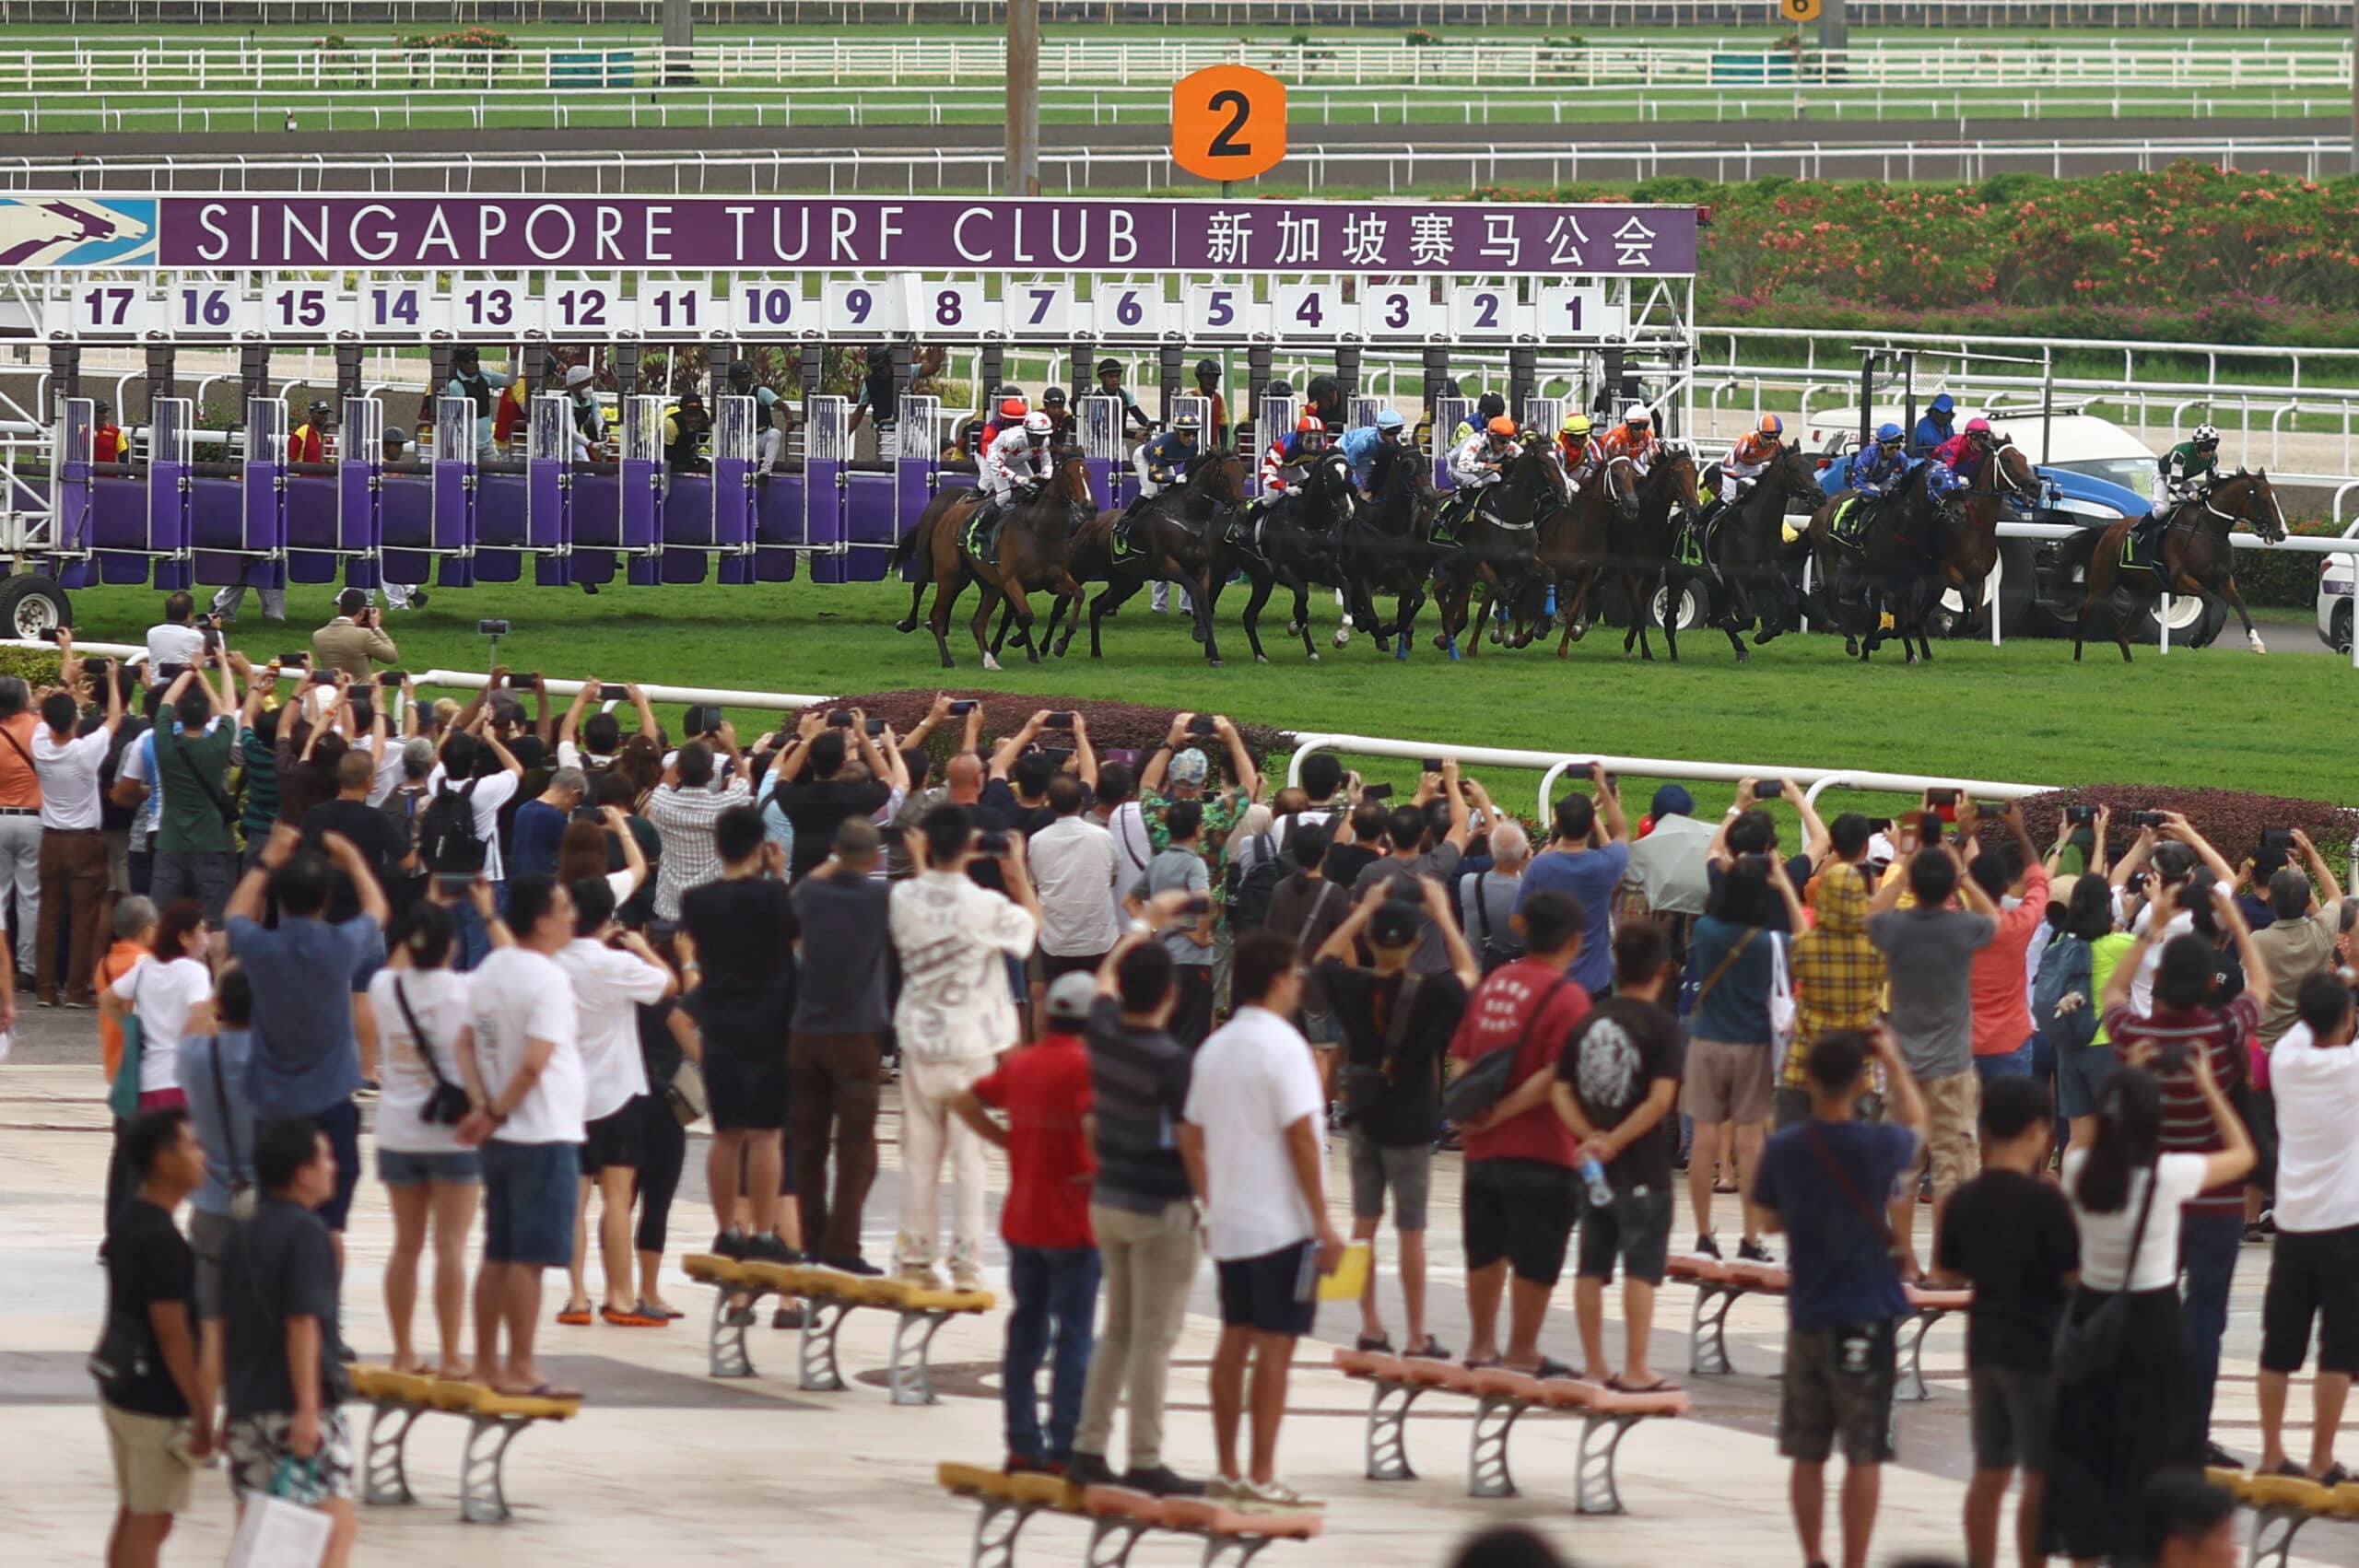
[[96, 897, 158, 1238], [424, 724, 525, 964], [0, 674, 41, 957], [1323, 798, 1389, 891], [302, 749, 416, 933], [1092, 760, 1155, 921], [227, 825, 389, 1269], [311, 588, 398, 680], [2251, 830, 2344, 1052], [2102, 885, 2270, 1466], [1514, 765, 1630, 996], [1180, 930, 1343, 1509], [2255, 972, 2359, 1480], [679, 806, 798, 1266], [216, 1117, 357, 1566], [1934, 1076, 2079, 1568], [1449, 888, 1595, 1377], [1069, 912, 1202, 1494], [2047, 1058, 2253, 1561], [1534, 921, 1678, 1389], [1140, 711, 1259, 865], [1460, 817, 1529, 974], [2132, 1470, 2241, 1568], [144, 660, 241, 928], [1351, 761, 1475, 977], [1753, 1028, 1927, 1568], [1966, 804, 2052, 1084], [631, 992, 700, 1318], [556, 876, 674, 1328], [1263, 824, 1348, 1060], [1684, 853, 1801, 1261], [1624, 782, 1715, 919], [508, 766, 586, 883], [34, 632, 123, 1007], [2038, 873, 2121, 1148], [787, 819, 892, 1275], [1317, 878, 1475, 1360], [1272, 753, 1347, 847], [94, 1106, 211, 1568], [644, 734, 751, 930], [772, 710, 900, 881], [454, 873, 584, 1399], [893, 807, 1040, 1290], [957, 971, 1100, 1475], [1870, 839, 2001, 1281], [1030, 774, 1121, 982], [144, 591, 206, 673], [555, 679, 656, 778], [1782, 863, 1884, 1129], [1126, 799, 1215, 1048], [368, 900, 481, 1379], [100, 899, 214, 1112], [176, 965, 252, 1394]]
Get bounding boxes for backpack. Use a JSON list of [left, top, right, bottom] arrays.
[[1225, 832, 1285, 931], [2034, 932, 2096, 1053], [417, 777, 487, 874], [1463, 870, 1524, 975]]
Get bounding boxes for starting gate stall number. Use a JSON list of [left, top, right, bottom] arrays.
[[1005, 281, 1074, 337], [1361, 284, 1444, 340], [453, 276, 528, 335], [71, 282, 158, 337], [1535, 282, 1624, 341], [908, 278, 1002, 339], [1184, 283, 1249, 336], [824, 279, 905, 335], [170, 281, 258, 336], [1449, 286, 1532, 341], [631, 282, 732, 339], [736, 280, 803, 333], [1272, 282, 1342, 339], [1089, 283, 1166, 339], [264, 280, 343, 334]]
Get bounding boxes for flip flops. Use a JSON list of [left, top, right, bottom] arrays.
[[1608, 1375, 1682, 1395], [602, 1305, 666, 1328], [555, 1305, 593, 1327]]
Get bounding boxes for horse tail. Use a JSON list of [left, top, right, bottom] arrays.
[[2055, 521, 2105, 580], [890, 512, 928, 575]]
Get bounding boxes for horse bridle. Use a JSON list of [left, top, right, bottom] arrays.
[[2197, 474, 2286, 543]]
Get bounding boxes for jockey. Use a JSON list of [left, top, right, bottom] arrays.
[[1718, 413, 1787, 508], [976, 410, 1057, 556], [1453, 392, 1508, 448], [1442, 415, 1521, 532], [2132, 421, 2222, 561], [1852, 422, 1910, 500], [1556, 411, 1602, 493], [1597, 402, 1660, 476], [1261, 414, 1326, 497], [1132, 410, 1201, 506], [1338, 407, 1407, 497], [980, 393, 1028, 449], [1930, 415, 1998, 485], [1039, 385, 1074, 444]]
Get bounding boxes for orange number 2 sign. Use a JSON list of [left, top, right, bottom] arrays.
[[1171, 65, 1287, 184]]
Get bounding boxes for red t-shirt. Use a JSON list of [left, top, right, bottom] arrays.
[[1446, 958, 1591, 1168], [973, 1034, 1096, 1249]]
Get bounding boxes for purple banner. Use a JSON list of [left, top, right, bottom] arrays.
[[153, 195, 1696, 277]]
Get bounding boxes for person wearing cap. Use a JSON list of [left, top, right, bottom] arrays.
[[1913, 392, 1959, 456], [288, 401, 332, 464], [849, 342, 901, 446], [1139, 710, 1260, 1020], [726, 358, 788, 470], [92, 401, 126, 465], [1193, 358, 1229, 449], [1039, 385, 1074, 445], [1316, 876, 1477, 1363], [662, 391, 711, 474], [1338, 408, 1408, 501], [982, 393, 1029, 451], [1623, 783, 1716, 923], [955, 969, 1102, 1477], [1094, 358, 1152, 437], [1128, 411, 1200, 520], [561, 365, 607, 462], [442, 345, 514, 462]]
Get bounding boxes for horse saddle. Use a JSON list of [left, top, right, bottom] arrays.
[[963, 501, 1003, 565], [2121, 516, 2174, 591], [1677, 499, 1724, 568], [1829, 494, 1876, 551]]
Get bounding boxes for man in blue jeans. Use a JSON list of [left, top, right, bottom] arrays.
[[957, 971, 1101, 1473]]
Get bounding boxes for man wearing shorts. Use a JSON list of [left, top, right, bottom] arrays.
[[1447, 889, 1594, 1378], [215, 1117, 358, 1568], [456, 874, 584, 1400], [1754, 1029, 1926, 1568], [1180, 931, 1344, 1511], [1313, 880, 1475, 1361], [1554, 924, 1684, 1391]]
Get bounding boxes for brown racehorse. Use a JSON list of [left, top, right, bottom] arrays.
[[1052, 452, 1246, 666], [2067, 467, 2289, 662], [910, 455, 1095, 671], [1578, 446, 1701, 661], [1434, 447, 1569, 656]]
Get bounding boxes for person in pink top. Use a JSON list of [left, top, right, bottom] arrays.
[[1965, 803, 2051, 1087]]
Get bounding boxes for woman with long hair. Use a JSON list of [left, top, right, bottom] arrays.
[[2045, 1054, 2253, 1563], [99, 899, 213, 1112]]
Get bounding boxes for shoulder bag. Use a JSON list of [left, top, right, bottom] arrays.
[[155, 716, 240, 829], [1802, 1122, 1904, 1270], [107, 965, 146, 1122], [1767, 934, 1798, 1049], [1466, 871, 1523, 975], [1690, 926, 1759, 1024], [2051, 1160, 2162, 1386], [1441, 977, 1570, 1126], [392, 977, 474, 1127], [1340, 973, 1426, 1115]]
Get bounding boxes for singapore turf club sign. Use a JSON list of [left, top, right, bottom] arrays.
[[12, 195, 1698, 277]]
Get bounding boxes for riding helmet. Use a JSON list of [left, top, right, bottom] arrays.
[[1023, 412, 1053, 438], [1757, 414, 1784, 438], [1376, 408, 1405, 432], [1561, 412, 1592, 437], [1173, 411, 1202, 432], [2193, 424, 2220, 446], [1485, 415, 1517, 439], [1875, 422, 1904, 444], [1195, 358, 1220, 383], [1477, 393, 1507, 419]]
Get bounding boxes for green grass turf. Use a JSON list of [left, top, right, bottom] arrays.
[[48, 575, 2351, 813]]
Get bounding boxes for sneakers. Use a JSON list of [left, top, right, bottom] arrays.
[[950, 1261, 986, 1293], [1737, 1238, 1776, 1265], [741, 1233, 802, 1266], [771, 1305, 806, 1330], [1065, 1452, 1118, 1487], [712, 1228, 750, 1261], [1122, 1465, 1206, 1498], [1204, 1475, 1238, 1502], [814, 1255, 885, 1278], [1232, 1477, 1323, 1510], [1693, 1233, 1722, 1260], [898, 1263, 949, 1292], [2205, 1441, 2244, 1470]]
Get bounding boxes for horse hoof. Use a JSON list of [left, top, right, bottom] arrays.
[[1308, 651, 1320, 662], [1254, 654, 1269, 665], [1285, 621, 1303, 638], [1208, 658, 1224, 669], [1332, 628, 1351, 649], [981, 652, 1002, 673], [2249, 631, 2269, 654], [1734, 649, 1752, 665], [1394, 643, 1410, 661], [1190, 626, 1206, 644], [1432, 632, 1449, 651], [893, 618, 916, 635]]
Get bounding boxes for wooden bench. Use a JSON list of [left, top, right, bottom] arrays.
[[683, 1255, 993, 1402], [346, 1363, 581, 1524], [1666, 1256, 1970, 1400], [2203, 1465, 2359, 1568], [937, 1462, 1321, 1568], [1332, 1350, 1689, 1515]]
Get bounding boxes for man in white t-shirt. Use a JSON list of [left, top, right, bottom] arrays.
[[455, 874, 582, 1398], [2259, 974, 2359, 1480], [144, 591, 207, 675], [554, 877, 675, 1327], [1179, 930, 1345, 1511], [33, 634, 123, 1006]]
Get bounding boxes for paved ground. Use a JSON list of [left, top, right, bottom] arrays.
[[3, 1002, 2349, 1567]]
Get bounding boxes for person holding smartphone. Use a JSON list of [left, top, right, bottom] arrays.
[[1124, 801, 1215, 1049], [311, 588, 400, 682]]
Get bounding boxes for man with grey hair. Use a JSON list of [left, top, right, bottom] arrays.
[[1461, 817, 1531, 974], [509, 766, 587, 883], [0, 673, 41, 977]]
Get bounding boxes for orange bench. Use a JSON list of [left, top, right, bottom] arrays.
[[1332, 1350, 1688, 1514], [683, 1255, 992, 1401], [346, 1363, 581, 1524], [936, 1461, 1320, 1568], [1666, 1255, 1969, 1400]]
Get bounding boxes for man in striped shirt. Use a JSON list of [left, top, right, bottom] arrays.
[[2101, 880, 2270, 1468]]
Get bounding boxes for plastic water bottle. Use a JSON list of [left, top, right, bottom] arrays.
[[1579, 1156, 1613, 1210]]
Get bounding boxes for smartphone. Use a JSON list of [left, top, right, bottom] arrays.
[[433, 872, 475, 895], [1756, 779, 1785, 798], [947, 700, 977, 716], [1926, 787, 1958, 824], [308, 669, 337, 685], [863, 718, 887, 737], [1180, 895, 1212, 917], [976, 829, 1011, 855], [35, 627, 61, 643], [1362, 781, 1394, 800], [476, 618, 511, 636], [1044, 711, 1074, 728], [278, 651, 310, 668], [2065, 804, 2098, 825], [504, 672, 538, 689], [1420, 757, 1445, 774], [376, 670, 406, 686], [2259, 827, 2294, 853], [1919, 811, 1945, 844], [827, 711, 854, 729], [598, 685, 628, 702], [1188, 715, 1217, 737]]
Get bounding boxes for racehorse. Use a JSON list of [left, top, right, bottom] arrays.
[[1209, 449, 1355, 664], [1333, 448, 1443, 659], [1051, 451, 1246, 666], [1663, 444, 1825, 664], [1577, 446, 1701, 662], [1805, 460, 1976, 665], [1435, 446, 1574, 657], [905, 455, 1095, 671], [2063, 467, 2289, 663]]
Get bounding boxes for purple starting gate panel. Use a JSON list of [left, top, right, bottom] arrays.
[[657, 477, 715, 584], [96, 476, 157, 583], [750, 476, 803, 582], [814, 471, 895, 584], [286, 476, 340, 583], [381, 478, 434, 587], [469, 473, 529, 584]]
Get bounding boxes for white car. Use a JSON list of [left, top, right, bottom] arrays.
[[2321, 553, 2355, 653]]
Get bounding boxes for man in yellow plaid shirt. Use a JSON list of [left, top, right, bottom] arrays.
[[1778, 863, 1885, 1129]]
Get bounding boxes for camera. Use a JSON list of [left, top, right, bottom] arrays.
[[476, 619, 511, 636], [2128, 810, 2168, 829], [948, 700, 977, 716], [827, 711, 854, 729], [683, 705, 722, 736], [309, 669, 337, 685], [976, 829, 1011, 856], [864, 718, 888, 737], [35, 627, 61, 643], [1420, 757, 1445, 774], [1044, 711, 1074, 728], [279, 651, 310, 669], [2065, 804, 2098, 825], [2259, 827, 2294, 854], [1755, 779, 1784, 799], [377, 670, 406, 686], [598, 684, 628, 701], [1189, 715, 1218, 737]]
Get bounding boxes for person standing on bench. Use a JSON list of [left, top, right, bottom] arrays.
[[1315, 877, 1475, 1363], [1180, 930, 1344, 1510], [957, 971, 1101, 1477], [1447, 888, 1594, 1381], [1553, 922, 1684, 1393], [1752, 1027, 1925, 1568]]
